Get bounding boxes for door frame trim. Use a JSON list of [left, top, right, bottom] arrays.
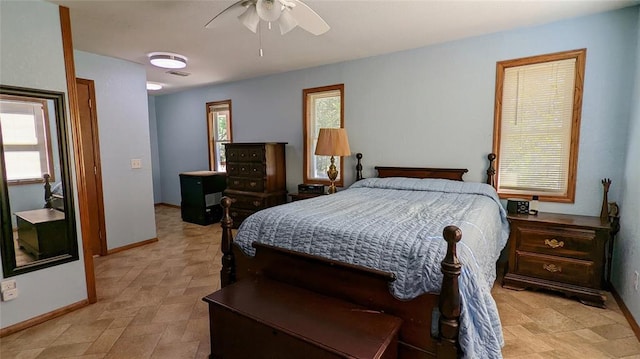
[[76, 77, 107, 257], [60, 6, 96, 303]]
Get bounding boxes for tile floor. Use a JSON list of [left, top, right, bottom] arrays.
[[1, 205, 639, 358]]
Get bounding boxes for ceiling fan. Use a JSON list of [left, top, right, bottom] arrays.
[[204, 0, 330, 36]]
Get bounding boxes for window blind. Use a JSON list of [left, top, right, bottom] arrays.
[[498, 58, 576, 195]]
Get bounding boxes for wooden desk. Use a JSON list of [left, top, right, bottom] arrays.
[[16, 208, 67, 260]]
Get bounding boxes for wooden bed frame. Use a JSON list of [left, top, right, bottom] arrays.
[[218, 153, 498, 359]]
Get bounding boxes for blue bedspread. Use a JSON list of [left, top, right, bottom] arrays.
[[234, 177, 509, 358]]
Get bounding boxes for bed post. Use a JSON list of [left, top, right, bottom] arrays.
[[43, 173, 52, 208], [486, 153, 496, 188], [356, 153, 363, 181], [220, 196, 236, 288], [438, 225, 462, 358]]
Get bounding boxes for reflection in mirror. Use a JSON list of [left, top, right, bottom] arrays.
[[0, 85, 78, 278]]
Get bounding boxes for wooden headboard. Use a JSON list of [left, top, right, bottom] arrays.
[[374, 167, 468, 181], [355, 153, 497, 186]]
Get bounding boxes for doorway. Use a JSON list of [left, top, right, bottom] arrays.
[[75, 78, 107, 256]]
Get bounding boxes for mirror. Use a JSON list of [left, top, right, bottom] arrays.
[[0, 85, 78, 277]]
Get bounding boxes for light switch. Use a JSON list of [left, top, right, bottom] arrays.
[[131, 159, 142, 169]]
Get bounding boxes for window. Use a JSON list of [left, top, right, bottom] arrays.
[[303, 84, 345, 187], [0, 95, 54, 184], [492, 49, 586, 203], [207, 100, 232, 172]]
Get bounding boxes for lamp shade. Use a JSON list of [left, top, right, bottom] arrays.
[[315, 128, 351, 156]]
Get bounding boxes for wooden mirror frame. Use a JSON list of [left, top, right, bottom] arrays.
[[0, 85, 79, 277]]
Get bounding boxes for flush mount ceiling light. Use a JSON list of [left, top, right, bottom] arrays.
[[146, 82, 163, 91], [148, 52, 187, 69]]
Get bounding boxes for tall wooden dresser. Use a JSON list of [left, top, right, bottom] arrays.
[[223, 142, 287, 228]]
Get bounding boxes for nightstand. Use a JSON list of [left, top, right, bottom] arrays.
[[288, 192, 326, 201], [503, 212, 614, 308]]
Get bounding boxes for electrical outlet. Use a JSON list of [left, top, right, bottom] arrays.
[[0, 279, 16, 292], [1, 288, 18, 301], [131, 159, 142, 169], [634, 271, 639, 292]]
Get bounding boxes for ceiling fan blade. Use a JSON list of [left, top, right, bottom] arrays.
[[278, 8, 298, 35], [238, 5, 260, 33], [205, 0, 251, 28], [289, 0, 329, 35]]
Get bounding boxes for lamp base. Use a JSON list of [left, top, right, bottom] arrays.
[[327, 155, 338, 194]]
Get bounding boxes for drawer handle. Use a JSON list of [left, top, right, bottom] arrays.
[[252, 201, 261, 207], [544, 239, 564, 249], [543, 264, 562, 273], [233, 180, 240, 185], [249, 182, 257, 187]]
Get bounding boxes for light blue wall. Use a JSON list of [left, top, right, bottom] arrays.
[[154, 7, 637, 217], [612, 7, 640, 328], [74, 51, 157, 250], [0, 0, 88, 328], [148, 95, 162, 204], [153, 6, 640, 320]]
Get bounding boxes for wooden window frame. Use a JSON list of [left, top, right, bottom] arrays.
[[303, 84, 345, 187], [206, 99, 232, 172], [492, 49, 586, 203], [0, 95, 55, 185]]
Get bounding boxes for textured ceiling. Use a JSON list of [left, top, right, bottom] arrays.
[[49, 0, 638, 94]]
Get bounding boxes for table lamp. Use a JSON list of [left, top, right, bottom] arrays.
[[314, 128, 351, 194]]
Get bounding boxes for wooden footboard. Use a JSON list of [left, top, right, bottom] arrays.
[[219, 198, 462, 359]]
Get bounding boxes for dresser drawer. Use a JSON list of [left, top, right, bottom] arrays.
[[514, 252, 595, 288], [228, 177, 265, 192], [226, 162, 265, 177], [228, 208, 254, 229], [226, 145, 265, 162], [233, 196, 269, 210], [515, 225, 595, 260]]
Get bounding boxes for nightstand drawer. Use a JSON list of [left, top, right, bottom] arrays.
[[515, 225, 595, 260], [515, 252, 595, 288], [226, 146, 265, 162]]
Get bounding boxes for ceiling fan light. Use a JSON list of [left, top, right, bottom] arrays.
[[238, 5, 260, 33], [278, 8, 297, 35], [256, 0, 282, 22], [148, 53, 187, 69]]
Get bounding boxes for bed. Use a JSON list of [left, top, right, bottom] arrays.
[[218, 153, 506, 359]]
